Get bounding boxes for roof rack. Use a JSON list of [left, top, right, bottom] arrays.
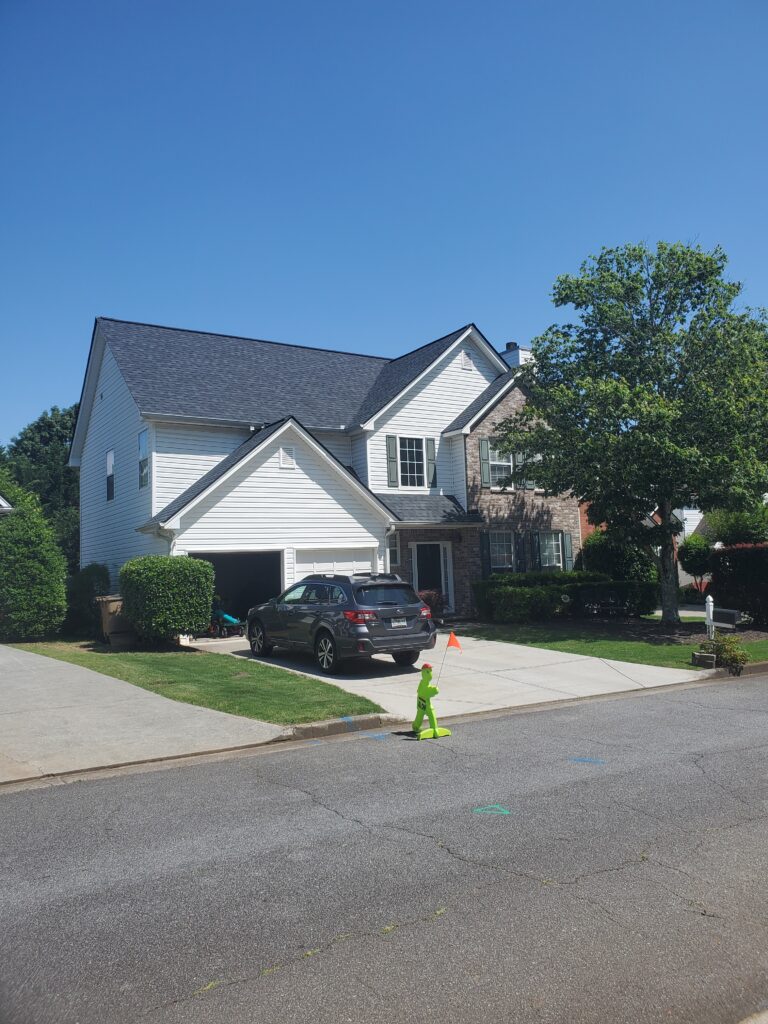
[[299, 572, 403, 583]]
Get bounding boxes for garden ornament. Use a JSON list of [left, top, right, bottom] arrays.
[[412, 663, 451, 740]]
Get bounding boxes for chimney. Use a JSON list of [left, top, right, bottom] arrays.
[[500, 341, 532, 368]]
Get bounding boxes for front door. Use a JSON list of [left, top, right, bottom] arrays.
[[412, 542, 454, 610]]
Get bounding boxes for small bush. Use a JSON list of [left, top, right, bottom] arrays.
[[679, 582, 709, 605], [700, 631, 749, 675], [418, 589, 445, 619], [0, 472, 66, 641], [120, 555, 215, 642], [576, 530, 658, 582], [64, 563, 111, 637], [710, 543, 768, 628]]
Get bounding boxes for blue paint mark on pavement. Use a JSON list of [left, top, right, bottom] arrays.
[[341, 715, 358, 732], [569, 756, 606, 765], [365, 733, 390, 741], [473, 805, 511, 815]]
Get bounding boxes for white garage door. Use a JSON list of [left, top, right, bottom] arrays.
[[295, 548, 376, 577]]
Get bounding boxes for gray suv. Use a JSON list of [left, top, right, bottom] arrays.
[[246, 573, 437, 674]]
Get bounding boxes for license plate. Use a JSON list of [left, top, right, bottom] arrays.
[[390, 618, 407, 628]]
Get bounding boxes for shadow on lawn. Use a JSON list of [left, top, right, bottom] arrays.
[[467, 618, 716, 648]]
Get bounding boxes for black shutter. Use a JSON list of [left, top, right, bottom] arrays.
[[426, 438, 437, 487], [563, 532, 574, 570], [480, 532, 491, 579], [479, 438, 491, 488], [514, 532, 527, 573], [531, 531, 542, 571], [386, 435, 399, 488]]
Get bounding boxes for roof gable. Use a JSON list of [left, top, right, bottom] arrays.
[[140, 418, 393, 531], [442, 370, 520, 434]]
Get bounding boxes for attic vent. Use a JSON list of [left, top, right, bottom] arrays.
[[280, 445, 296, 469], [461, 349, 473, 370]]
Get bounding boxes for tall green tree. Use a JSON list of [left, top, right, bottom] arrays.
[[1, 404, 79, 571], [496, 242, 768, 623]]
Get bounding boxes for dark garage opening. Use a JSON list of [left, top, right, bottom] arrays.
[[191, 551, 282, 621]]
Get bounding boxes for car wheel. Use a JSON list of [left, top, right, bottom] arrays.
[[248, 619, 273, 657], [314, 631, 340, 674], [392, 650, 419, 667]]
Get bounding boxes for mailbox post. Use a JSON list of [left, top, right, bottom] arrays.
[[705, 594, 714, 641]]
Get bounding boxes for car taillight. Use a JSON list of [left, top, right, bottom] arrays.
[[419, 606, 432, 618], [344, 610, 378, 624]]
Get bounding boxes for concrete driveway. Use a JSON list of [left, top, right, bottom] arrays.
[[196, 628, 706, 719], [0, 645, 283, 784]]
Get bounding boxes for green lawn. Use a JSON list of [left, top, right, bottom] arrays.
[[13, 640, 384, 724], [466, 622, 768, 671]]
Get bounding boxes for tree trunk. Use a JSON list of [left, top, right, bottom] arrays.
[[658, 502, 680, 624]]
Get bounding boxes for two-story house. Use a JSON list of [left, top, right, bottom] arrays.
[[69, 319, 581, 617]]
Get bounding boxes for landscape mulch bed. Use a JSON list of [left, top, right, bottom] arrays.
[[562, 618, 768, 646]]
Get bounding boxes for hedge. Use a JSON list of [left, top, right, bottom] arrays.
[[120, 555, 215, 641], [473, 570, 610, 619], [710, 543, 768, 628], [64, 563, 111, 637], [0, 472, 67, 641], [575, 529, 658, 582], [473, 576, 658, 623]]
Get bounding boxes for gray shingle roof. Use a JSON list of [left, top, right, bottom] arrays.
[[99, 318, 475, 430], [352, 326, 471, 424], [443, 370, 517, 433], [140, 420, 286, 528], [100, 319, 388, 429], [374, 493, 482, 524]]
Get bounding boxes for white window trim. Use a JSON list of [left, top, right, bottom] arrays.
[[488, 446, 515, 491], [539, 530, 564, 570], [138, 428, 149, 490], [489, 530, 516, 572], [106, 448, 115, 502], [397, 434, 428, 490], [387, 532, 400, 568]]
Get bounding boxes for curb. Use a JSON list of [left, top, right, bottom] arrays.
[[284, 713, 407, 741]]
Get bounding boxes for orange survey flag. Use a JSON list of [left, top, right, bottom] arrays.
[[447, 631, 462, 651]]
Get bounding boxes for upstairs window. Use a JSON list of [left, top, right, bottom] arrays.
[[106, 449, 115, 501], [138, 429, 149, 489], [488, 446, 514, 487], [399, 437, 425, 487]]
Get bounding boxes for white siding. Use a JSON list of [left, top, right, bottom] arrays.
[[366, 338, 498, 497], [153, 423, 250, 513], [79, 346, 166, 583], [312, 430, 352, 466], [174, 428, 389, 586]]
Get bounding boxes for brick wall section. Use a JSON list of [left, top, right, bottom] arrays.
[[393, 527, 482, 617], [465, 383, 582, 568], [579, 502, 598, 543]]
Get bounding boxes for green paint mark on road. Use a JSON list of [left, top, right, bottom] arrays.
[[473, 804, 511, 815]]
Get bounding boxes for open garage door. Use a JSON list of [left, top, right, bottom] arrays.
[[295, 547, 376, 578], [190, 551, 282, 620]]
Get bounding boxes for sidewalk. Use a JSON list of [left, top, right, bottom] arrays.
[[0, 644, 284, 784], [195, 630, 708, 720]]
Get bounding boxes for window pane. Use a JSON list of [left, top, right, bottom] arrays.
[[387, 533, 400, 566], [138, 430, 148, 460], [282, 585, 307, 604], [399, 437, 425, 487], [106, 450, 114, 501], [539, 532, 563, 569], [489, 531, 514, 571], [488, 447, 514, 488]]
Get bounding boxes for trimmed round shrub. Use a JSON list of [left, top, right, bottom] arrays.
[[64, 563, 111, 637], [0, 472, 67, 640], [120, 555, 215, 642], [677, 534, 711, 591], [576, 529, 658, 582]]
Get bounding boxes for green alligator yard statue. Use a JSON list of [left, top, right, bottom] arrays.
[[412, 663, 451, 740]]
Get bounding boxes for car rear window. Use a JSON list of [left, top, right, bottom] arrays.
[[355, 585, 421, 606]]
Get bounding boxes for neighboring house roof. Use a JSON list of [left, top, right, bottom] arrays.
[[70, 318, 508, 466], [140, 418, 394, 532], [375, 493, 483, 525], [0, 493, 13, 515], [442, 370, 519, 434]]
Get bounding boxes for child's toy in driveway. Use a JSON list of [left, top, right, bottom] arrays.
[[412, 663, 451, 740]]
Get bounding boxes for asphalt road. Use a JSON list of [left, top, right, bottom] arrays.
[[2, 676, 768, 1024]]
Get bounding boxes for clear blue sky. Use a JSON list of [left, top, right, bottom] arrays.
[[2, 0, 767, 444]]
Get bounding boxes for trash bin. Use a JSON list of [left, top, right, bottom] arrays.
[[94, 595, 135, 649]]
